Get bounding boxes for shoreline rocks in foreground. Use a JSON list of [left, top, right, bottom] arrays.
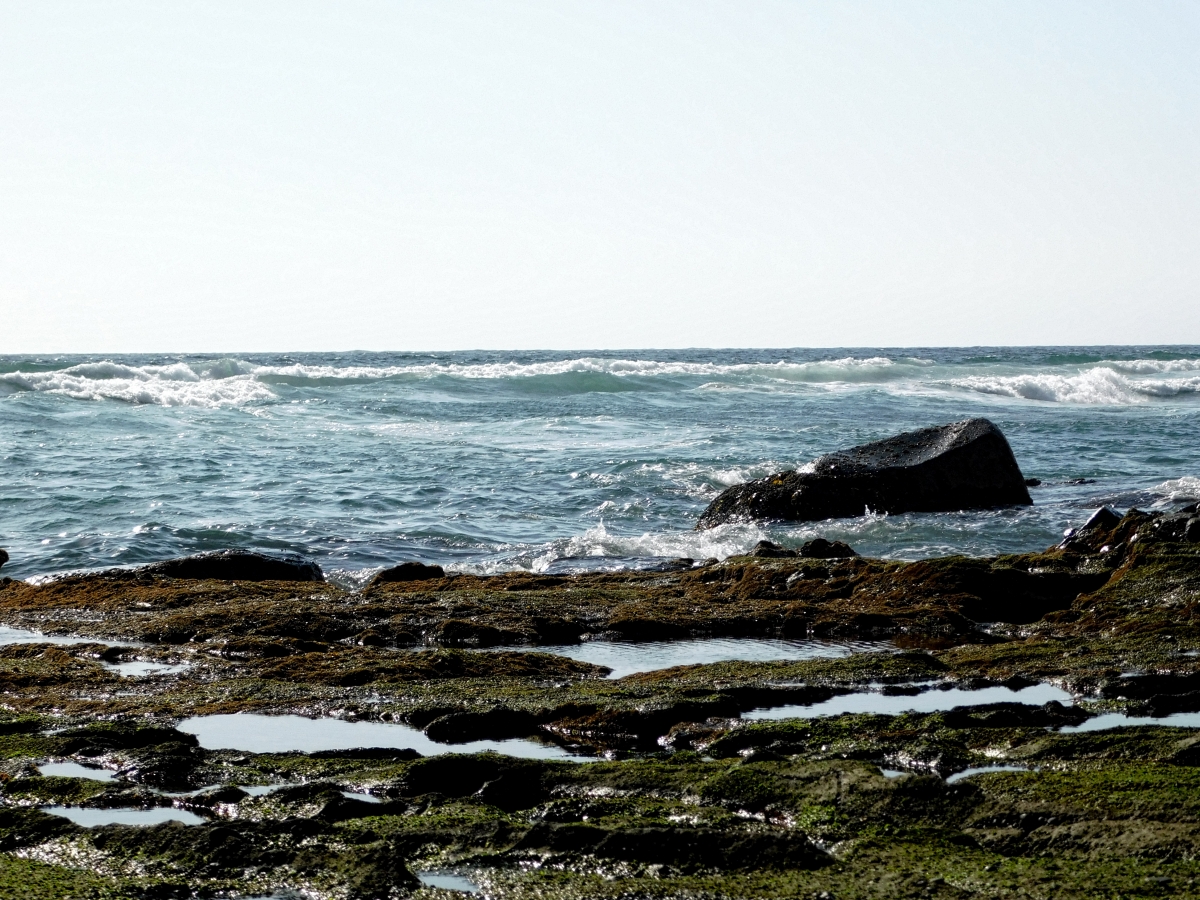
[[697, 417, 1032, 528], [2, 505, 1200, 898]]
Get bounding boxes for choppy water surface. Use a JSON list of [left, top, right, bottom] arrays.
[[2, 347, 1199, 583]]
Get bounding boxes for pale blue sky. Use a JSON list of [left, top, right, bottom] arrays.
[[1, 1, 1197, 351]]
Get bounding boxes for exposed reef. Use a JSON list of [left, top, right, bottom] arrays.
[[1, 505, 1200, 897], [698, 418, 1032, 528]]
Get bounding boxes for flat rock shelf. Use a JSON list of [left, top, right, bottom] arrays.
[[3, 505, 1200, 898]]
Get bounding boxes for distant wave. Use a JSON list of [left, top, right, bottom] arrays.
[[250, 355, 937, 384], [3, 354, 1200, 407]]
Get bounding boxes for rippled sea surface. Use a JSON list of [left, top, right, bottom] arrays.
[[2, 347, 1199, 584]]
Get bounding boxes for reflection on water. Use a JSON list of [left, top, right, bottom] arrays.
[[744, 683, 1073, 720], [43, 806, 206, 827], [529, 638, 894, 679], [416, 871, 482, 894], [38, 761, 117, 782], [178, 713, 577, 760]]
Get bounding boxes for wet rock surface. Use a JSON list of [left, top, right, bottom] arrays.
[[698, 418, 1032, 527], [3, 507, 1200, 896]]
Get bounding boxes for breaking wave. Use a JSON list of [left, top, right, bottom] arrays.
[[950, 366, 1200, 405], [0, 360, 274, 408]]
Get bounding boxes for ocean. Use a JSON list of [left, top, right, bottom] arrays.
[[2, 347, 1198, 586]]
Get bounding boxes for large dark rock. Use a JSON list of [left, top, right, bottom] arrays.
[[140, 550, 323, 582], [698, 418, 1031, 528]]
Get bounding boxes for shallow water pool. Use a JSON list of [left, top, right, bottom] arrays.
[[38, 761, 118, 781], [43, 806, 206, 827], [528, 637, 893, 679], [743, 683, 1073, 720], [0, 625, 129, 649], [1059, 711, 1200, 732], [102, 660, 189, 677], [416, 871, 481, 894], [178, 713, 578, 759]]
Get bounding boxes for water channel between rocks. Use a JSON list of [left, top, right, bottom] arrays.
[[177, 713, 579, 759], [512, 637, 895, 679], [743, 683, 1074, 720]]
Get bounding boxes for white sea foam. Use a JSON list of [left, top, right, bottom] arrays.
[[1153, 476, 1200, 503], [951, 367, 1200, 405]]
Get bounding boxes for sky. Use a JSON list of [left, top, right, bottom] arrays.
[[1, 1, 1197, 352]]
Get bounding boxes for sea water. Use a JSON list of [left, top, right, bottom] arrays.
[[2, 348, 1199, 584]]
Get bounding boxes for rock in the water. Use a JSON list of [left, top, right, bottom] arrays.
[[0, 549, 7, 571], [697, 418, 1031, 528], [370, 561, 446, 586], [141, 550, 323, 582]]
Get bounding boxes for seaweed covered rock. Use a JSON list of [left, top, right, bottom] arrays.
[[698, 418, 1032, 527], [139, 550, 323, 582]]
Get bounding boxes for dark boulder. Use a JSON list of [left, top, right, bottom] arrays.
[[0, 549, 7, 571], [697, 418, 1031, 528], [369, 561, 445, 587], [140, 550, 323, 582]]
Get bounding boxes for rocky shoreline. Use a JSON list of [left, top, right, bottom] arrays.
[[1, 503, 1200, 897]]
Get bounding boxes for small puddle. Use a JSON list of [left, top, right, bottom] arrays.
[[0, 625, 131, 649], [527, 638, 893, 679], [38, 762, 118, 782], [102, 660, 189, 677], [1060, 711, 1200, 732], [945, 765, 1031, 784], [178, 713, 578, 759], [743, 683, 1073, 721], [240, 784, 283, 796], [42, 806, 206, 827], [416, 871, 481, 894]]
